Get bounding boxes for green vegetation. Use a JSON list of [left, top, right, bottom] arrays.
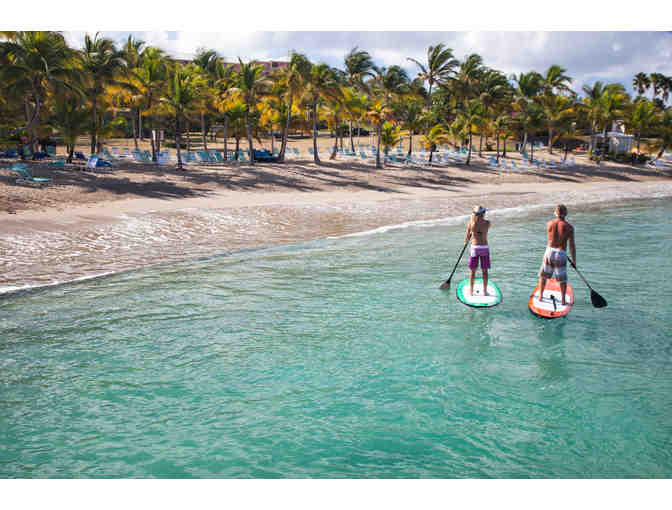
[[2, 31, 672, 167]]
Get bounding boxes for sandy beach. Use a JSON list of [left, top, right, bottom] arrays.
[[2, 139, 672, 294]]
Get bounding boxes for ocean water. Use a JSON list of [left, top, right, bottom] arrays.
[[1, 199, 671, 478]]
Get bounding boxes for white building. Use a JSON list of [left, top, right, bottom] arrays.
[[590, 132, 635, 154]]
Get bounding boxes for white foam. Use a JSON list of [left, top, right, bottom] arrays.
[[0, 272, 115, 296]]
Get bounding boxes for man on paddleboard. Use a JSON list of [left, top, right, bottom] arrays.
[[465, 206, 491, 296], [539, 204, 576, 305]]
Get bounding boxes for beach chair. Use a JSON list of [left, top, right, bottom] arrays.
[[157, 152, 172, 165], [272, 147, 279, 157], [213, 151, 225, 163], [488, 156, 501, 169], [85, 155, 99, 170], [292, 148, 300, 156], [46, 145, 57, 158], [238, 151, 249, 163], [359, 151, 374, 163], [9, 163, 52, 187]]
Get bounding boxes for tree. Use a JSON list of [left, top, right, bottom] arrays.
[[78, 33, 127, 154], [344, 47, 375, 92], [455, 100, 484, 165], [134, 47, 169, 160], [511, 71, 543, 152], [278, 52, 311, 162], [48, 91, 89, 163], [393, 99, 424, 156], [421, 123, 449, 163], [540, 65, 572, 96], [627, 98, 657, 152], [540, 94, 575, 154], [231, 59, 268, 165], [650, 73, 665, 103], [301, 62, 343, 164], [161, 66, 199, 170], [632, 72, 651, 97], [407, 43, 458, 113], [0, 31, 78, 154]]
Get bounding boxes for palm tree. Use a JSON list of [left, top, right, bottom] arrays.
[[650, 108, 672, 159], [650, 73, 665, 103], [344, 47, 375, 92], [512, 71, 543, 152], [450, 54, 484, 109], [212, 62, 235, 160], [48, 91, 89, 163], [366, 100, 393, 168], [421, 123, 449, 163], [232, 59, 268, 165], [134, 47, 169, 160], [0, 31, 78, 154], [491, 114, 509, 163], [368, 65, 409, 168], [540, 65, 572, 96], [393, 99, 424, 156], [341, 87, 367, 152], [380, 122, 407, 158], [278, 52, 311, 162], [78, 33, 127, 154], [407, 43, 458, 113], [628, 99, 657, 152], [301, 62, 343, 164], [596, 87, 629, 156], [541, 94, 575, 154], [192, 48, 222, 151], [455, 100, 484, 165], [632, 72, 651, 97], [161, 65, 199, 170], [477, 68, 510, 155]]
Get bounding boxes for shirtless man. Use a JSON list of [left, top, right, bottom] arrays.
[[465, 206, 491, 296], [539, 204, 576, 305]]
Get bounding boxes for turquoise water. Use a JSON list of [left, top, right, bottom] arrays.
[[1, 200, 672, 478]]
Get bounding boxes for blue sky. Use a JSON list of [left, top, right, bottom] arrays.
[[62, 31, 672, 97]]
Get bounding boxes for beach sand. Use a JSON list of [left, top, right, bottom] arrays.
[[2, 137, 671, 293]]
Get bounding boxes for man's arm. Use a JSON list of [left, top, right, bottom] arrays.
[[465, 223, 472, 244], [569, 227, 576, 265]]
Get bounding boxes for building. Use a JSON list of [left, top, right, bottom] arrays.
[[590, 132, 635, 154]]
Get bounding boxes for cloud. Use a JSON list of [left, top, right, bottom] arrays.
[[63, 31, 672, 94]]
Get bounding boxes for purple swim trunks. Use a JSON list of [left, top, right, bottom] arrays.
[[467, 245, 491, 270]]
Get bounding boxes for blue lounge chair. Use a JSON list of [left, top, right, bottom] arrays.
[[9, 163, 52, 186]]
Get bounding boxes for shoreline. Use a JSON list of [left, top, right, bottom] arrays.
[[2, 176, 672, 297]]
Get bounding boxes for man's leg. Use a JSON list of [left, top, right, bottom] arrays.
[[539, 276, 547, 301], [482, 268, 489, 296], [469, 269, 476, 295], [560, 282, 567, 306]]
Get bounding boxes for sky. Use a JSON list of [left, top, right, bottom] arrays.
[[61, 31, 672, 97]]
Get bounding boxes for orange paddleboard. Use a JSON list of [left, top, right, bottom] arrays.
[[528, 279, 574, 319]]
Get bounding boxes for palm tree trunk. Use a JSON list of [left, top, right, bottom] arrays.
[[186, 119, 191, 152], [201, 111, 208, 151], [280, 94, 293, 162], [522, 130, 528, 154], [245, 105, 255, 165], [223, 116, 228, 161], [139, 109, 143, 140], [312, 102, 320, 164], [407, 134, 413, 157], [235, 137, 240, 159], [349, 119, 355, 152], [132, 109, 139, 150], [176, 114, 183, 170], [91, 95, 97, 155], [467, 130, 472, 165], [375, 123, 382, 169], [67, 145, 74, 164], [530, 140, 534, 161], [270, 128, 274, 154], [150, 116, 156, 162], [503, 135, 508, 157], [478, 134, 483, 157], [496, 133, 500, 163], [548, 126, 553, 154]]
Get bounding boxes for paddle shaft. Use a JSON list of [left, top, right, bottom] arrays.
[[567, 256, 592, 290], [443, 234, 472, 285]]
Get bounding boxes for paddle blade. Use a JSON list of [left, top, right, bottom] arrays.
[[591, 289, 608, 308], [439, 280, 451, 290]]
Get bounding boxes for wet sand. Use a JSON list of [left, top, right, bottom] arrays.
[[1, 145, 671, 294]]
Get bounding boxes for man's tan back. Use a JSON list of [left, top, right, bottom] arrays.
[[547, 218, 573, 251]]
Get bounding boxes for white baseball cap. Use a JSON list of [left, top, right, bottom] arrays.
[[472, 206, 487, 215]]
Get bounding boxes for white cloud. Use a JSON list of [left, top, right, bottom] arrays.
[[63, 31, 672, 95]]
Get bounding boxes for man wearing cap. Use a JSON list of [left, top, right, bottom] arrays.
[[538, 204, 576, 305], [465, 206, 491, 296]]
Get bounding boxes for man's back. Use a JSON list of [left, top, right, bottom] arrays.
[[547, 218, 573, 250], [471, 218, 490, 246]]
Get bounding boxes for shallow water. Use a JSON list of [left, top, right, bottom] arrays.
[[1, 199, 672, 478]]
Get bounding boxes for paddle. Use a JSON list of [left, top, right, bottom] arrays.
[[440, 234, 471, 290], [568, 256, 607, 308]]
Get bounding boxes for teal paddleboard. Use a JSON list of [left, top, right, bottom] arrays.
[[456, 278, 503, 308]]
